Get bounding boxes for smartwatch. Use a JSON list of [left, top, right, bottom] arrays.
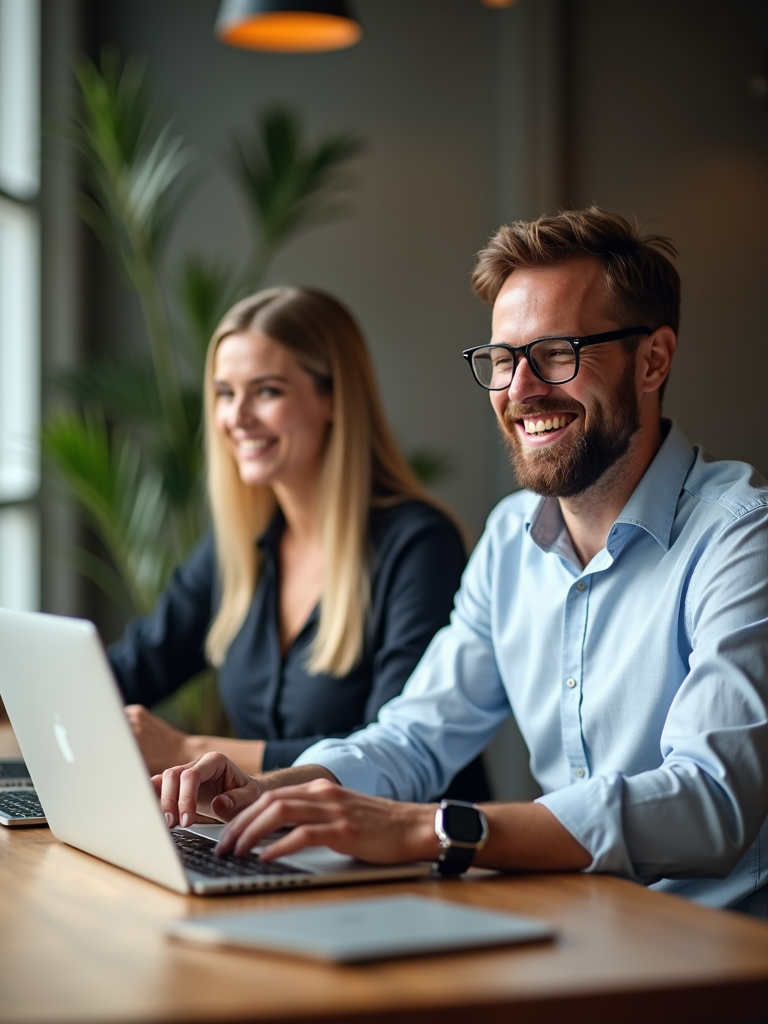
[[434, 799, 489, 876]]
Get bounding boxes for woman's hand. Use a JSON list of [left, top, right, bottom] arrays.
[[126, 705, 269, 776], [153, 751, 262, 828], [125, 705, 192, 774]]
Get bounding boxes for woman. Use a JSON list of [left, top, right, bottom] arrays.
[[109, 287, 489, 801]]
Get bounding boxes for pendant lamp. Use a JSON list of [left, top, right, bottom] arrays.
[[216, 0, 363, 52]]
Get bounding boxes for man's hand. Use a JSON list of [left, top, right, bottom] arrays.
[[152, 752, 592, 874], [151, 752, 439, 864], [125, 705, 190, 774], [153, 752, 262, 827], [215, 778, 440, 865]]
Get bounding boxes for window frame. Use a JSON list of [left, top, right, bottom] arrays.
[[0, 0, 41, 612]]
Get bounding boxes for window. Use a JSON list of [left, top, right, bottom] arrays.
[[0, 0, 40, 611]]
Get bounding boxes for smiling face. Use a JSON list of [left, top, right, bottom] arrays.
[[489, 258, 643, 498], [212, 330, 334, 497]]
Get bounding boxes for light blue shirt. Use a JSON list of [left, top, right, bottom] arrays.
[[296, 421, 768, 912]]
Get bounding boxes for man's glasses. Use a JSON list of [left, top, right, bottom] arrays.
[[462, 326, 651, 390]]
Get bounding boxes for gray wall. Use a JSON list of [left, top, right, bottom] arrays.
[[568, 0, 768, 476]]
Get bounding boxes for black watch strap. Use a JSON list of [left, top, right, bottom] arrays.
[[437, 844, 476, 877], [434, 799, 488, 877]]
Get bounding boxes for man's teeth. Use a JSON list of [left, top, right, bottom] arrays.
[[523, 415, 573, 435], [240, 438, 271, 452]]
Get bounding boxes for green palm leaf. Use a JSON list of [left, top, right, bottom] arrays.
[[175, 257, 241, 376], [233, 107, 364, 284], [52, 356, 163, 425], [41, 410, 174, 612], [60, 51, 191, 438], [67, 52, 195, 281]]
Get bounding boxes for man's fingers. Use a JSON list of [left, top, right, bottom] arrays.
[[217, 781, 342, 853], [176, 753, 233, 823], [152, 752, 255, 828], [124, 705, 142, 729], [217, 795, 340, 857], [159, 755, 216, 825], [207, 782, 426, 865], [210, 782, 259, 822], [158, 766, 184, 826], [216, 797, 292, 856], [256, 823, 343, 861], [176, 765, 206, 827]]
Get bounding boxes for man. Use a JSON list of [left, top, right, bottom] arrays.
[[158, 208, 768, 915]]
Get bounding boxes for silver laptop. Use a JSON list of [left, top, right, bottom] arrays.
[[0, 608, 433, 895]]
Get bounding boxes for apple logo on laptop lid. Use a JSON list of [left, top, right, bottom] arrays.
[[53, 715, 75, 764]]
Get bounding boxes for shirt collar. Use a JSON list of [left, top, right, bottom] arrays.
[[613, 419, 695, 551], [526, 419, 696, 555], [528, 495, 566, 552]]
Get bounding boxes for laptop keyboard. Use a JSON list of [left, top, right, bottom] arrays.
[[172, 830, 306, 879], [0, 761, 31, 781], [0, 789, 45, 821]]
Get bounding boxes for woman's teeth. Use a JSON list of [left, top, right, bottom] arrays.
[[523, 414, 574, 435], [239, 438, 271, 452]]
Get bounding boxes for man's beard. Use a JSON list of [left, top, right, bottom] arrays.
[[500, 357, 641, 499]]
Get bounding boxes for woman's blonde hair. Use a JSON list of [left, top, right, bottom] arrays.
[[204, 286, 444, 676]]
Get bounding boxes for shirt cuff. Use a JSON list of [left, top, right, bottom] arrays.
[[536, 772, 638, 879], [293, 740, 380, 794]]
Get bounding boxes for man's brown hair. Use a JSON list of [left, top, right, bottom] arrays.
[[471, 206, 680, 335]]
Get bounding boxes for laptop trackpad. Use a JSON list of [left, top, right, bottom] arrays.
[[180, 823, 359, 874]]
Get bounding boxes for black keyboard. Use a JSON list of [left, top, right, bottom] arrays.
[[0, 761, 31, 781], [172, 831, 306, 879], [0, 789, 46, 825]]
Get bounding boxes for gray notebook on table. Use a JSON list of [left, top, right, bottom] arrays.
[[168, 893, 556, 962]]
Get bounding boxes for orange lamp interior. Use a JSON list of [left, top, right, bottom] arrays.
[[218, 12, 362, 52]]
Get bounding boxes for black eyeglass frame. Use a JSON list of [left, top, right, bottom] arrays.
[[462, 326, 652, 389]]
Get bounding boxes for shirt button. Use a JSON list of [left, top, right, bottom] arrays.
[[575, 767, 585, 778], [576, 581, 586, 592], [566, 677, 577, 689]]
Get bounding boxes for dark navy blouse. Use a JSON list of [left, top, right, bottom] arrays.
[[108, 500, 490, 800]]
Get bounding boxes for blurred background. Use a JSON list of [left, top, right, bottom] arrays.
[[1, 0, 767, 794]]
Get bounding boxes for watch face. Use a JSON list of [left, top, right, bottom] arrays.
[[443, 803, 484, 844]]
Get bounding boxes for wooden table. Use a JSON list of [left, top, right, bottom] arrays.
[[1, 823, 768, 1024]]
